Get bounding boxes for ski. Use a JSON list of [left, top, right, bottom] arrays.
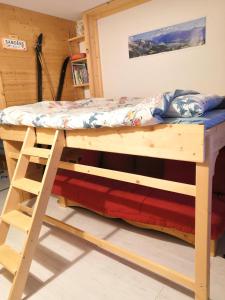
[[56, 56, 70, 101], [35, 33, 43, 102]]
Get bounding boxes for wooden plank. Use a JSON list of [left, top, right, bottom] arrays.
[[45, 217, 195, 290], [73, 83, 89, 88], [13, 178, 41, 195], [66, 125, 205, 162], [2, 124, 203, 162], [22, 147, 51, 158], [0, 127, 36, 244], [1, 124, 205, 163], [1, 210, 32, 233], [71, 58, 87, 63], [68, 35, 85, 42], [2, 140, 30, 208], [2, 141, 22, 180], [0, 125, 26, 142], [83, 14, 103, 97], [84, 0, 151, 19], [9, 151, 46, 164], [60, 162, 196, 196], [0, 245, 21, 275], [8, 152, 196, 196], [194, 141, 218, 300], [19, 204, 195, 291], [3, 139, 41, 202], [9, 130, 65, 300]]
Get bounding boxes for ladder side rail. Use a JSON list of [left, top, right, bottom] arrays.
[[8, 130, 65, 300], [0, 127, 36, 245]]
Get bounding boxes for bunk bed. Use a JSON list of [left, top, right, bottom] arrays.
[[0, 93, 225, 300]]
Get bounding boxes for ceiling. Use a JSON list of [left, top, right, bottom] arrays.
[[0, 0, 107, 20]]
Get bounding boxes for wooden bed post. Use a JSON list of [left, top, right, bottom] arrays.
[[195, 145, 218, 300]]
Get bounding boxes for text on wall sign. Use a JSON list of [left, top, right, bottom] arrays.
[[2, 37, 27, 51]]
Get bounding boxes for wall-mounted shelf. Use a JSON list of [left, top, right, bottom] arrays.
[[71, 58, 87, 63], [73, 83, 89, 88], [68, 22, 89, 99], [68, 35, 85, 43]]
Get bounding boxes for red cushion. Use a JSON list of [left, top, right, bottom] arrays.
[[53, 170, 225, 240]]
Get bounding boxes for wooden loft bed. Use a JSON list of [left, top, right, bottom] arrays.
[[0, 1, 223, 300], [0, 120, 225, 300]]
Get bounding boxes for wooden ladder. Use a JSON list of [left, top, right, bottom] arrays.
[[0, 127, 64, 300]]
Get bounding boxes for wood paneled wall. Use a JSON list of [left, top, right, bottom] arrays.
[[0, 3, 77, 108]]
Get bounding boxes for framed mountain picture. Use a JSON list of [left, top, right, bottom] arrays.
[[129, 17, 206, 58]]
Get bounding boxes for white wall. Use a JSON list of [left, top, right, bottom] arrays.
[[98, 0, 225, 97]]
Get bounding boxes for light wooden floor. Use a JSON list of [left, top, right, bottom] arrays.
[[0, 190, 225, 300]]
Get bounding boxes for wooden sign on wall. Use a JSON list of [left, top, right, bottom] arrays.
[[2, 36, 27, 51]]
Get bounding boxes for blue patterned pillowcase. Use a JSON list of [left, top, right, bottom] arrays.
[[166, 94, 223, 118]]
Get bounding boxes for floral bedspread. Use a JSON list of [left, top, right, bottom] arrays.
[[0, 90, 223, 130], [0, 96, 167, 129]]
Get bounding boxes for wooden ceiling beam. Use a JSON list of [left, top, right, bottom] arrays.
[[84, 0, 150, 19]]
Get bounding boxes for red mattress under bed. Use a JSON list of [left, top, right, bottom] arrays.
[[52, 169, 225, 240]]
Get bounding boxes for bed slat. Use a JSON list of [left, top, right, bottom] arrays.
[[8, 152, 196, 197]]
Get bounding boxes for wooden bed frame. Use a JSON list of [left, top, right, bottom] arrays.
[[0, 1, 224, 299], [1, 120, 225, 300]]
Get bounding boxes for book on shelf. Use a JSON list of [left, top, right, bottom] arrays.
[[71, 62, 89, 86]]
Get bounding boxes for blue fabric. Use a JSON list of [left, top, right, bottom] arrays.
[[163, 109, 225, 129], [165, 92, 223, 118]]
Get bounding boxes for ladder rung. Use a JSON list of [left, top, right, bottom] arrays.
[[13, 178, 41, 195], [22, 147, 51, 158], [1, 210, 32, 233], [0, 245, 21, 275]]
